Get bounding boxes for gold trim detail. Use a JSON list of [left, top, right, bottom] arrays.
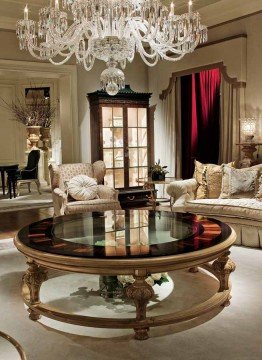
[[15, 227, 236, 340], [0, 331, 27, 360]]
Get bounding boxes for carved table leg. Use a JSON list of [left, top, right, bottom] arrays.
[[125, 271, 154, 340], [23, 260, 48, 321], [213, 251, 236, 306]]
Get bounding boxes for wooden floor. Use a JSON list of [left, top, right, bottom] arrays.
[[0, 207, 54, 240]]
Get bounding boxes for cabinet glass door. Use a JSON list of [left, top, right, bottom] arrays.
[[102, 107, 125, 189], [128, 107, 148, 187]]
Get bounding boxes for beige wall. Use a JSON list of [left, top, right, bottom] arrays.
[[0, 82, 26, 165], [208, 13, 262, 145]]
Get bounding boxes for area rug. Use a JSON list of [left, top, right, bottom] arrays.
[[0, 187, 53, 213], [0, 242, 262, 360], [0, 238, 15, 250]]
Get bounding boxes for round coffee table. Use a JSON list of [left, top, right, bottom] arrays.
[[14, 210, 236, 340]]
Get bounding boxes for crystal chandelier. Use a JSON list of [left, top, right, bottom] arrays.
[[17, 0, 207, 95]]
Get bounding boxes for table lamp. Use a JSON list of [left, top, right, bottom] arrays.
[[237, 118, 261, 167], [240, 118, 256, 142]]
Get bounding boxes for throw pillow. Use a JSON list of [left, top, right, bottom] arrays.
[[194, 160, 235, 199], [255, 173, 262, 201], [220, 165, 259, 199], [194, 160, 208, 199], [67, 175, 98, 201], [205, 164, 223, 199]]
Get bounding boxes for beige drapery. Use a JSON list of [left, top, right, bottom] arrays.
[[219, 77, 245, 163], [161, 77, 182, 178]]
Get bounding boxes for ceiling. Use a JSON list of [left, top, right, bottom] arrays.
[[0, 0, 261, 30], [0, 0, 220, 20], [163, 0, 220, 13]]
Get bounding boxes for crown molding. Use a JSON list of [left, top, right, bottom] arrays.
[[1, 0, 262, 32], [199, 0, 262, 27]]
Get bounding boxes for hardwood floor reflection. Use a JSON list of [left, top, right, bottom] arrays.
[[0, 207, 54, 240]]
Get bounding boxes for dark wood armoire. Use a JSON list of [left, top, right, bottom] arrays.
[[87, 85, 154, 206]]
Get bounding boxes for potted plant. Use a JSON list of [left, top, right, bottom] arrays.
[[149, 159, 169, 181], [98, 273, 169, 299]]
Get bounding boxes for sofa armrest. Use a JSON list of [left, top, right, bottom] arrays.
[[97, 185, 119, 201], [52, 188, 68, 216], [166, 179, 197, 210]]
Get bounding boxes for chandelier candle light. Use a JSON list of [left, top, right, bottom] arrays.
[[17, 0, 207, 95]]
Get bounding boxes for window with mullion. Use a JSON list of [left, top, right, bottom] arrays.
[[127, 107, 148, 186], [102, 106, 124, 189]]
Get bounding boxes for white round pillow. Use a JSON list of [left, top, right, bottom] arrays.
[[67, 175, 98, 201]]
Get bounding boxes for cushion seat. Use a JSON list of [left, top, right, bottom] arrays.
[[185, 198, 262, 222], [65, 199, 120, 214]]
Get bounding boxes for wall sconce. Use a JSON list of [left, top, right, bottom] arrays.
[[240, 118, 257, 142]]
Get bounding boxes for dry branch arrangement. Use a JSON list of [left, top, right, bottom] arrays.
[[0, 87, 56, 127]]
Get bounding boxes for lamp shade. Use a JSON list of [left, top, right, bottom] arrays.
[[241, 118, 256, 136], [240, 118, 257, 142]]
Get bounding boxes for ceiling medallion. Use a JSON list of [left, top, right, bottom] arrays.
[[17, 0, 207, 95]]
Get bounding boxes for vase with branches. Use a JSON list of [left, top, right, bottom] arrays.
[[0, 86, 56, 148]]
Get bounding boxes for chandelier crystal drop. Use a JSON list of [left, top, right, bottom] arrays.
[[16, 0, 208, 95], [100, 61, 125, 95]]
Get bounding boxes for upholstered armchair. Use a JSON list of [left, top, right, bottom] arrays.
[[49, 161, 121, 216]]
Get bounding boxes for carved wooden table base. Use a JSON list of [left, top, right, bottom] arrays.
[[21, 252, 236, 340]]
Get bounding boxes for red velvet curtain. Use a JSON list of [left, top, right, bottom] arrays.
[[181, 69, 221, 179]]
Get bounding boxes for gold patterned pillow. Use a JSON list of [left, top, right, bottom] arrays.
[[220, 165, 259, 199], [205, 164, 224, 199], [194, 160, 235, 199], [194, 160, 207, 199]]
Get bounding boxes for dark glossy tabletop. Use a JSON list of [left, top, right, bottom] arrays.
[[0, 164, 18, 168], [17, 210, 231, 259]]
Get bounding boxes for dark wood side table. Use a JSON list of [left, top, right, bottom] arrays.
[[0, 164, 18, 196]]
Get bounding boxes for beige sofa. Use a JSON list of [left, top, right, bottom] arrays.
[[166, 166, 262, 248], [49, 161, 121, 216]]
